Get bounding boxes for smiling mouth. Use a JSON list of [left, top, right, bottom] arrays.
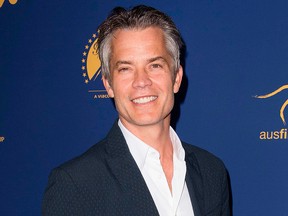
[[132, 96, 157, 104]]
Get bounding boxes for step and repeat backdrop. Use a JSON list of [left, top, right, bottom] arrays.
[[1, 0, 288, 215]]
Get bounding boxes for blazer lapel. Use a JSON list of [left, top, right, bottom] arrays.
[[185, 148, 204, 216], [105, 122, 159, 215]]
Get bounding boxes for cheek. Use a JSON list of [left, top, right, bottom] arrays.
[[110, 84, 127, 101]]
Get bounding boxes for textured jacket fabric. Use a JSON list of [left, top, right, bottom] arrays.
[[42, 122, 230, 216]]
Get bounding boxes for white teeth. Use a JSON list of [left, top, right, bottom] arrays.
[[132, 96, 157, 104]]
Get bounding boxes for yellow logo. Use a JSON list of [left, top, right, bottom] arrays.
[[0, 136, 5, 142], [0, 0, 18, 8], [255, 84, 288, 125], [81, 32, 108, 99]]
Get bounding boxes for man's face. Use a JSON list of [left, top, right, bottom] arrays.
[[103, 27, 183, 130]]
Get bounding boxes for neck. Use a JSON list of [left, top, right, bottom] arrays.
[[120, 118, 173, 157]]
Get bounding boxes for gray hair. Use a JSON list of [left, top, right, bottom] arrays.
[[96, 5, 183, 82]]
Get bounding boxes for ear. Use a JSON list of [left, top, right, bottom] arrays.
[[173, 65, 183, 93], [102, 76, 115, 98]]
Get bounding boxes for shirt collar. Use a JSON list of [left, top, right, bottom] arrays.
[[118, 120, 185, 170]]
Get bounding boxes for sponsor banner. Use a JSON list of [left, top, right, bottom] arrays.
[[1, 1, 288, 215]]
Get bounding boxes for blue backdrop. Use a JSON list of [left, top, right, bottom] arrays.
[[1, 0, 288, 215]]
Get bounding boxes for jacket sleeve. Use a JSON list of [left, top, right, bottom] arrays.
[[42, 168, 84, 216]]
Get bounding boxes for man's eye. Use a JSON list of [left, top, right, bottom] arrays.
[[151, 64, 162, 69], [118, 67, 129, 72]]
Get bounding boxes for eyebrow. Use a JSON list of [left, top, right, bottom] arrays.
[[115, 60, 132, 67], [147, 56, 168, 64], [114, 56, 168, 68]]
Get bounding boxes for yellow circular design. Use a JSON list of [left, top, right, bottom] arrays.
[[87, 38, 101, 80], [9, 0, 18, 5]]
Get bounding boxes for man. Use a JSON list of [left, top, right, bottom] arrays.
[[42, 5, 231, 216]]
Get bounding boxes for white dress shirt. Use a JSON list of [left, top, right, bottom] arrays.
[[118, 120, 194, 216]]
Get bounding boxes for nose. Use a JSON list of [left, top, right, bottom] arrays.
[[132, 69, 152, 88]]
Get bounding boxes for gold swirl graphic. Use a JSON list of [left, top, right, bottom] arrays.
[[255, 84, 288, 125], [0, 0, 18, 8]]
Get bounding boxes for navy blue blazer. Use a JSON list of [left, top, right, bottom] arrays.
[[42, 122, 231, 215]]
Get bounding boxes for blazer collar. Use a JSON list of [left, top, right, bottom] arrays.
[[105, 121, 159, 215], [184, 144, 204, 216]]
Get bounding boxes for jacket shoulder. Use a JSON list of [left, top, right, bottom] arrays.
[[56, 138, 108, 175], [182, 142, 226, 171]]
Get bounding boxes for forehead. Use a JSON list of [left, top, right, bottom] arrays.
[[110, 27, 169, 59]]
